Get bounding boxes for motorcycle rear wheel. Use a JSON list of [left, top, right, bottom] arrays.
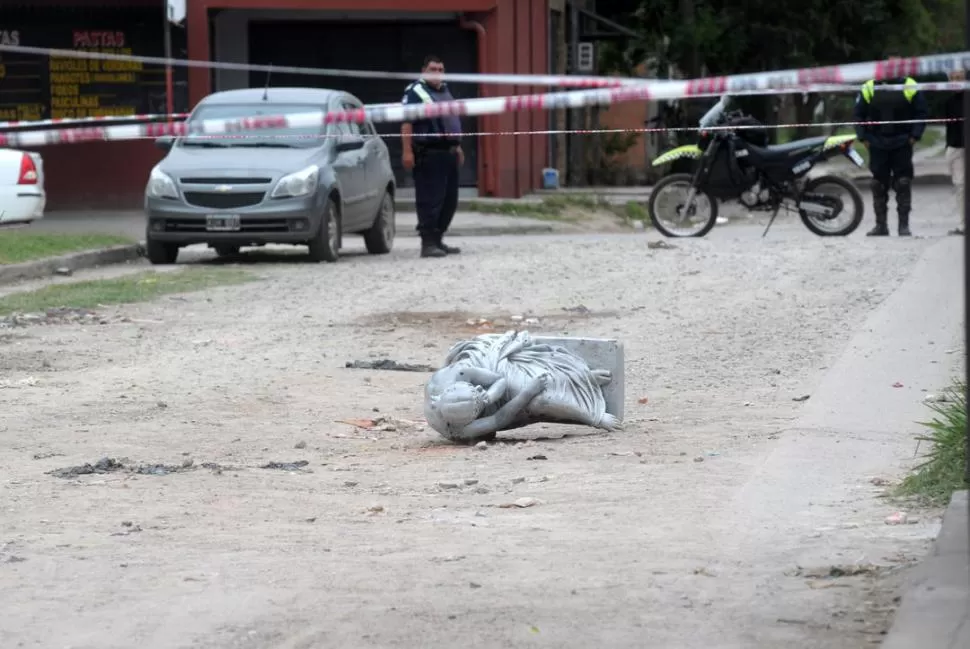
[[647, 173, 719, 238], [797, 175, 865, 237]]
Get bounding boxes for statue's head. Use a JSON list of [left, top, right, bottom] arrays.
[[434, 381, 487, 429]]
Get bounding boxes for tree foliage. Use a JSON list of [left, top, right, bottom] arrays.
[[595, 0, 963, 77]]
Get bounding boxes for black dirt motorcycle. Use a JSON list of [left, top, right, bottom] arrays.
[[647, 95, 866, 238]]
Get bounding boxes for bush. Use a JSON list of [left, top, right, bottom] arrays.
[[896, 379, 969, 505]]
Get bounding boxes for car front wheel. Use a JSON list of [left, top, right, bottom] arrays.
[[363, 192, 395, 255], [307, 198, 340, 263], [145, 237, 179, 265]]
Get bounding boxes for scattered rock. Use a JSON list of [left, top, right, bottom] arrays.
[[343, 481, 359, 487], [892, 382, 904, 388], [469, 582, 482, 589], [294, 440, 307, 449], [438, 481, 460, 489], [53, 267, 73, 277], [527, 454, 547, 461], [792, 394, 811, 402], [0, 376, 38, 389], [32, 451, 63, 460], [637, 396, 649, 404], [693, 456, 705, 463], [463, 478, 479, 486], [562, 305, 590, 314], [511, 477, 526, 484], [0, 307, 108, 329], [474, 441, 488, 450], [499, 497, 542, 509], [366, 505, 385, 514], [647, 240, 677, 250]]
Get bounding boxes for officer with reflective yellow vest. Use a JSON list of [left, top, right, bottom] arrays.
[[852, 71, 929, 236], [400, 55, 465, 259]]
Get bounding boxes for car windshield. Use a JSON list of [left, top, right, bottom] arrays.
[[180, 103, 326, 149]]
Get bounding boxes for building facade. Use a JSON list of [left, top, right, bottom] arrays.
[[3, 0, 554, 209]]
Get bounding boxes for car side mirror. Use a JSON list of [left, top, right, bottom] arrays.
[[335, 138, 365, 153], [155, 136, 174, 152]]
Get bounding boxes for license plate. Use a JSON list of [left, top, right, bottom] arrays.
[[847, 147, 865, 167], [206, 214, 241, 231]]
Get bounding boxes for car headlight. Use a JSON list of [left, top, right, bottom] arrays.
[[147, 167, 178, 199], [271, 165, 320, 199]]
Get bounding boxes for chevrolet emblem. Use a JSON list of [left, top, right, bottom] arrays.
[[214, 184, 232, 192]]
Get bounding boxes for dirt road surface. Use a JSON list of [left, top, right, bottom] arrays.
[[0, 199, 964, 648]]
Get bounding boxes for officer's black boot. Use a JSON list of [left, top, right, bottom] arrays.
[[895, 177, 913, 236], [421, 237, 446, 258], [437, 239, 461, 255], [867, 180, 890, 236]]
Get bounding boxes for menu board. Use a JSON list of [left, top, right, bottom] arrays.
[[0, 25, 167, 122]]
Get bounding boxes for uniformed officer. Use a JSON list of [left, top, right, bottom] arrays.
[[400, 55, 465, 259], [853, 61, 929, 237]]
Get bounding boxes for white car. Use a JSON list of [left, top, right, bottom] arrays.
[[0, 148, 45, 227]]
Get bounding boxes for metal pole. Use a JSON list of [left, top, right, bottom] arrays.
[[960, 4, 970, 549], [164, 2, 174, 118], [568, 2, 580, 186]]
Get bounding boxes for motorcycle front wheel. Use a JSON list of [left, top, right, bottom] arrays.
[[797, 175, 864, 236], [647, 173, 719, 238]]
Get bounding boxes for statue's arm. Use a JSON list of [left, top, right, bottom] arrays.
[[456, 367, 502, 387], [458, 374, 546, 438], [456, 368, 508, 407]]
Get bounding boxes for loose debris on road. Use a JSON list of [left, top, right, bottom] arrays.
[[344, 359, 436, 372], [48, 457, 231, 478], [260, 460, 311, 472]]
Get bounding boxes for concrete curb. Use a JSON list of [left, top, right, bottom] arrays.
[[881, 490, 969, 649], [0, 244, 144, 286]]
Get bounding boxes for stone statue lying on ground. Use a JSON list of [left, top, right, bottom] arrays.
[[424, 330, 622, 443]]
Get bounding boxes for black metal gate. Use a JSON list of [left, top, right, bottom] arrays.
[[247, 19, 479, 188]]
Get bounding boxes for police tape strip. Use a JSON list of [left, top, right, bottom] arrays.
[[4, 80, 969, 135], [3, 42, 970, 90], [10, 118, 951, 143], [2, 51, 969, 149], [0, 113, 191, 131]]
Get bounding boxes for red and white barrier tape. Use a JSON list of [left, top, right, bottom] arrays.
[[2, 43, 970, 89], [6, 118, 950, 143], [3, 81, 968, 135], [0, 113, 191, 131], [2, 51, 969, 148]]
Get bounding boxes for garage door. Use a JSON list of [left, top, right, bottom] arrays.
[[248, 20, 479, 188]]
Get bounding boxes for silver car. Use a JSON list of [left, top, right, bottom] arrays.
[[144, 87, 396, 264]]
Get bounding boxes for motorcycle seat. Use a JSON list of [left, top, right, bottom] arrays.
[[747, 135, 830, 159]]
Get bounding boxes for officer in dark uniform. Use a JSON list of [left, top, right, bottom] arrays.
[[853, 63, 929, 236], [400, 55, 465, 258]]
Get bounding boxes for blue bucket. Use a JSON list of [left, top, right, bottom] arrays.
[[542, 168, 560, 190]]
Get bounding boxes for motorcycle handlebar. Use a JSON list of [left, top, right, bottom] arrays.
[[698, 95, 733, 129]]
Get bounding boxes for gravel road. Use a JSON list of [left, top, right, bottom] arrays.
[[0, 191, 963, 649]]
